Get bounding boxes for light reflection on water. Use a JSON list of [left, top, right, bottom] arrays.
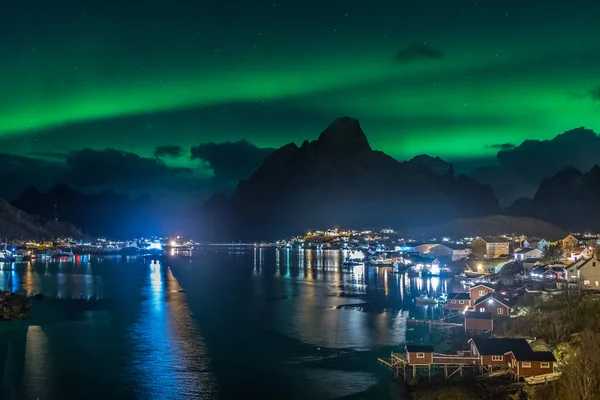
[[128, 261, 217, 399], [0, 249, 463, 399]]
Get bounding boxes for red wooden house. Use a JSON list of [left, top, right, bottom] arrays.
[[468, 284, 495, 307], [505, 349, 556, 377], [405, 344, 434, 365], [464, 311, 493, 332], [445, 293, 471, 310], [469, 338, 531, 369], [473, 292, 511, 316]]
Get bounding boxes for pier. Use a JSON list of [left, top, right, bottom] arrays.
[[378, 351, 481, 382]]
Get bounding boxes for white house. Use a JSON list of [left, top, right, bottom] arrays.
[[428, 243, 471, 261], [566, 256, 600, 289], [514, 248, 543, 262], [569, 247, 593, 263], [522, 239, 549, 251]]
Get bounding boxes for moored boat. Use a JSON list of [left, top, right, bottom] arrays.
[[415, 296, 438, 304]]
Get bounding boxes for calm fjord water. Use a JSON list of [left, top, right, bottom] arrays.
[[0, 249, 461, 399]]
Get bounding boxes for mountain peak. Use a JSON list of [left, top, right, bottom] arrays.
[[204, 118, 500, 240], [406, 154, 452, 176], [317, 117, 371, 154]]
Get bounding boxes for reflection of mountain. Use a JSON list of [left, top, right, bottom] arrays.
[[202, 117, 500, 240]]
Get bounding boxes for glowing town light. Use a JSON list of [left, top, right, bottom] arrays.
[[148, 242, 163, 251], [170, 240, 177, 247]]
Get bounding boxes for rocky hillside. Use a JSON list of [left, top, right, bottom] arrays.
[[505, 165, 600, 231], [202, 117, 500, 240], [0, 198, 82, 240], [13, 184, 162, 238]]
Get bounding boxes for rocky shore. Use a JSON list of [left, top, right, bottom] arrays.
[[0, 291, 30, 320]]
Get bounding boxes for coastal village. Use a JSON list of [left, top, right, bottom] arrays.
[[3, 228, 600, 397], [273, 228, 600, 396]]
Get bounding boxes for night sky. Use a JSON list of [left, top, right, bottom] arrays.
[[1, 0, 599, 202]]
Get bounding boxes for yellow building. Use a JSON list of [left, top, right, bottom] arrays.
[[472, 237, 510, 259], [560, 234, 580, 252]]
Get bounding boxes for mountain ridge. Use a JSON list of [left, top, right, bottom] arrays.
[[505, 164, 600, 231], [201, 117, 501, 240]]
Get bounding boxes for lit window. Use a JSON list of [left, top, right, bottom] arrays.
[[522, 362, 531, 368], [541, 362, 550, 368], [451, 300, 456, 304], [416, 353, 425, 359], [584, 280, 591, 286], [479, 290, 485, 296], [479, 307, 485, 312], [459, 300, 464, 304], [491, 356, 503, 361], [498, 308, 504, 314]]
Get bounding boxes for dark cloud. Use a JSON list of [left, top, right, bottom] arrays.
[[191, 140, 275, 182], [589, 86, 600, 101], [394, 43, 443, 63], [497, 127, 600, 184], [485, 143, 515, 150], [154, 145, 184, 158], [66, 148, 193, 188]]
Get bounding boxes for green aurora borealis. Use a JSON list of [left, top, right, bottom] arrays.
[[1, 0, 599, 165]]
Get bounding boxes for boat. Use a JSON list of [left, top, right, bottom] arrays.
[[414, 294, 447, 305], [415, 295, 439, 305], [342, 260, 364, 268], [0, 242, 15, 262], [121, 240, 141, 254], [369, 257, 395, 266], [53, 246, 74, 259]]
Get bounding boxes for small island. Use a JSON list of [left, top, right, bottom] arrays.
[[0, 291, 30, 321]]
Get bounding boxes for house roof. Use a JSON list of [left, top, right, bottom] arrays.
[[550, 266, 566, 272], [447, 292, 471, 300], [516, 248, 541, 255], [406, 344, 434, 353], [480, 236, 510, 243], [470, 283, 495, 291], [473, 292, 511, 307], [523, 258, 541, 263], [465, 311, 492, 320], [507, 350, 556, 362], [436, 243, 468, 251], [469, 338, 531, 356], [569, 257, 599, 270]]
